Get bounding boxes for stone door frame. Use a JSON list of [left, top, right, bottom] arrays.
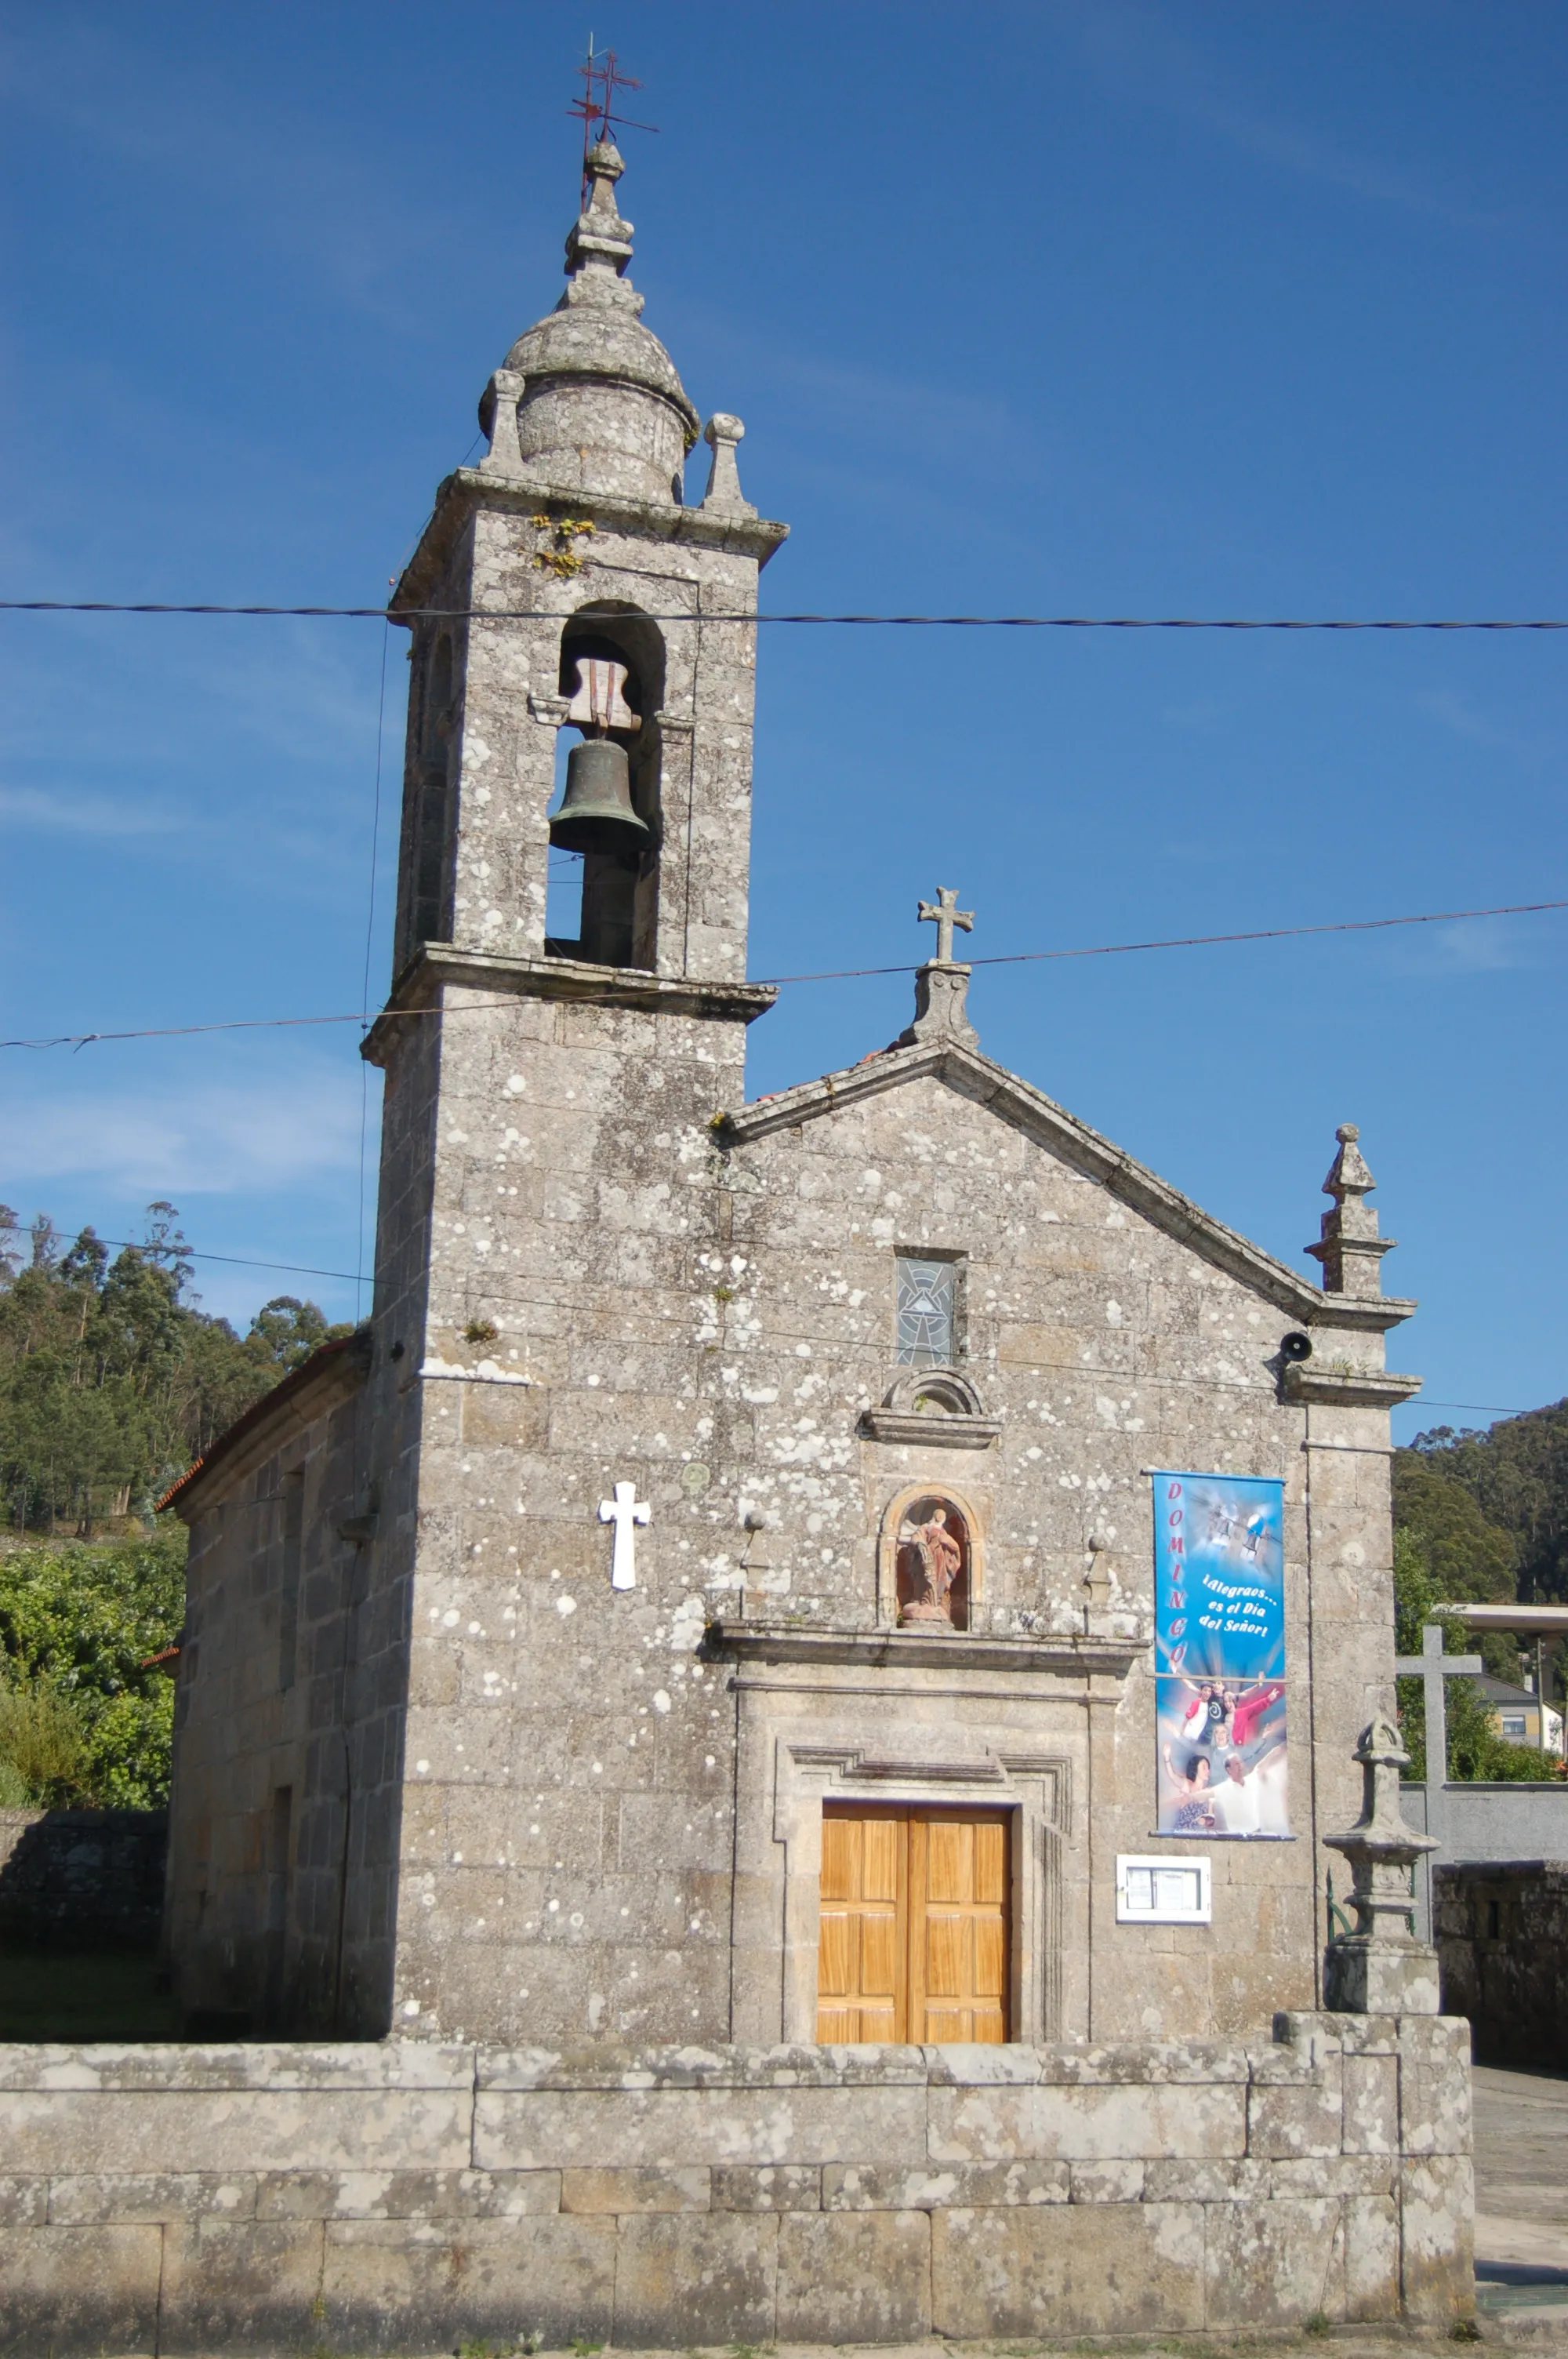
[[750, 1725, 1069, 2046]]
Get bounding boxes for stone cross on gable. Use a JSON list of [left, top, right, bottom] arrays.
[[1394, 1621, 1483, 1835], [917, 886, 974, 965]]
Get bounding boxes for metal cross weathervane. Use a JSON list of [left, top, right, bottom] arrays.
[[917, 886, 975, 965], [570, 36, 659, 189]]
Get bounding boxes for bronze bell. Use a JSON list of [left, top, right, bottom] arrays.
[[548, 737, 649, 860]]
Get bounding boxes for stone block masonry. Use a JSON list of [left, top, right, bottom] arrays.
[[0, 1810, 167, 1947], [0, 2012, 1472, 2353], [1436, 1859, 1568, 2068]]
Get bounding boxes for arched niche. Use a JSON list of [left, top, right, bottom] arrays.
[[877, 1482, 985, 1634], [546, 601, 668, 971], [881, 1367, 987, 1419]]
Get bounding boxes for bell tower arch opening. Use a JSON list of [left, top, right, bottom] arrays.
[[395, 629, 457, 970], [546, 602, 667, 970]]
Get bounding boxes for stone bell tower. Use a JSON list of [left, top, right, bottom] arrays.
[[387, 137, 787, 988], [347, 144, 789, 2037]]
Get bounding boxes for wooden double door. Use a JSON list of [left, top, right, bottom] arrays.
[[816, 1804, 1011, 2044]]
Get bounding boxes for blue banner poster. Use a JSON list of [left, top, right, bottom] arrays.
[[1152, 1471, 1289, 1839]]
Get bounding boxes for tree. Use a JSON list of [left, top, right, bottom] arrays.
[[0, 1205, 355, 1805], [1391, 1452, 1520, 1680], [1392, 1526, 1563, 1784], [1408, 1403, 1568, 1605], [1399, 1401, 1568, 1698], [242, 1296, 342, 1374], [0, 1204, 353, 1533]]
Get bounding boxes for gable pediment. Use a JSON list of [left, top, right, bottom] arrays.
[[714, 1040, 1414, 1335]]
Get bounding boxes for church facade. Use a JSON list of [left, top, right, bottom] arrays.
[[160, 141, 1421, 2054]]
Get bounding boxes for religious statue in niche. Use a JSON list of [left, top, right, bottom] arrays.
[[896, 1496, 971, 1631]]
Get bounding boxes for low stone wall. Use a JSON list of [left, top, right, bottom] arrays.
[[0, 2013, 1472, 2356], [0, 1810, 167, 1948], [1436, 1859, 1568, 2069], [1401, 1782, 1568, 1943]]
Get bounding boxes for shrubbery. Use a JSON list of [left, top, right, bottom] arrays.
[[0, 1201, 348, 1808], [0, 1528, 187, 1808]]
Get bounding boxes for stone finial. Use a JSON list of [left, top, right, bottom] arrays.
[[1323, 1714, 1440, 2014], [895, 886, 978, 1049], [495, 141, 700, 503], [1305, 1120, 1395, 1299], [1083, 1536, 1115, 1629], [1324, 1120, 1377, 1198], [700, 415, 756, 517], [564, 140, 638, 299], [477, 367, 526, 477]]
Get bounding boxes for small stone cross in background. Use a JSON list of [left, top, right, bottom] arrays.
[[599, 1480, 650, 1590], [917, 886, 974, 965]]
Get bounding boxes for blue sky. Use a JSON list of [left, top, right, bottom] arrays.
[[2, 1, 1563, 1440]]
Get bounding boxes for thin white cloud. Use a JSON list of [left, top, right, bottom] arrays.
[[4, 1071, 364, 1196], [1414, 690, 1542, 758], [1385, 914, 1559, 978], [0, 784, 182, 835]]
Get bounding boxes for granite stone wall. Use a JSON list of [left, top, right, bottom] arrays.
[[0, 2012, 1472, 2354], [0, 1810, 166, 1949], [1436, 1859, 1568, 2068]]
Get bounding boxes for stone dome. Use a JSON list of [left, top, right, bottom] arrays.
[[501, 143, 699, 507]]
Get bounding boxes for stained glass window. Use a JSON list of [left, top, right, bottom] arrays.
[[895, 1256, 956, 1367]]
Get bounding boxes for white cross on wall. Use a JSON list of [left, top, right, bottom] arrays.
[[599, 1480, 650, 1590]]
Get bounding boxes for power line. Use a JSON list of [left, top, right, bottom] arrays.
[[0, 1215, 1544, 1404], [5, 599, 1568, 631], [1410, 1403, 1528, 1417], [5, 1011, 384, 1050], [1, 1226, 361, 1285], [2, 895, 1563, 1051], [764, 897, 1568, 987]]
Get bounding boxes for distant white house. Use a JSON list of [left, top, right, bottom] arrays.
[[1439, 1604, 1568, 1759], [1466, 1670, 1564, 1755]]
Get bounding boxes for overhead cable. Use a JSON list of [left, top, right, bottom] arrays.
[[3, 599, 1568, 631], [2, 896, 1563, 1052], [0, 1226, 361, 1284]]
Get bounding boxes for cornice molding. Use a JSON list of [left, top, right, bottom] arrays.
[[394, 469, 789, 612], [858, 1408, 1002, 1450], [1283, 1366, 1424, 1409], [706, 1621, 1141, 1679], [361, 943, 776, 1067]]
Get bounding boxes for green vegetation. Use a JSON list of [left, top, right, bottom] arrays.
[[1, 1201, 350, 1533], [0, 1202, 350, 1807], [1392, 1528, 1552, 1783], [0, 1529, 186, 1805], [1392, 1397, 1568, 1782], [1405, 1400, 1568, 1605]]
